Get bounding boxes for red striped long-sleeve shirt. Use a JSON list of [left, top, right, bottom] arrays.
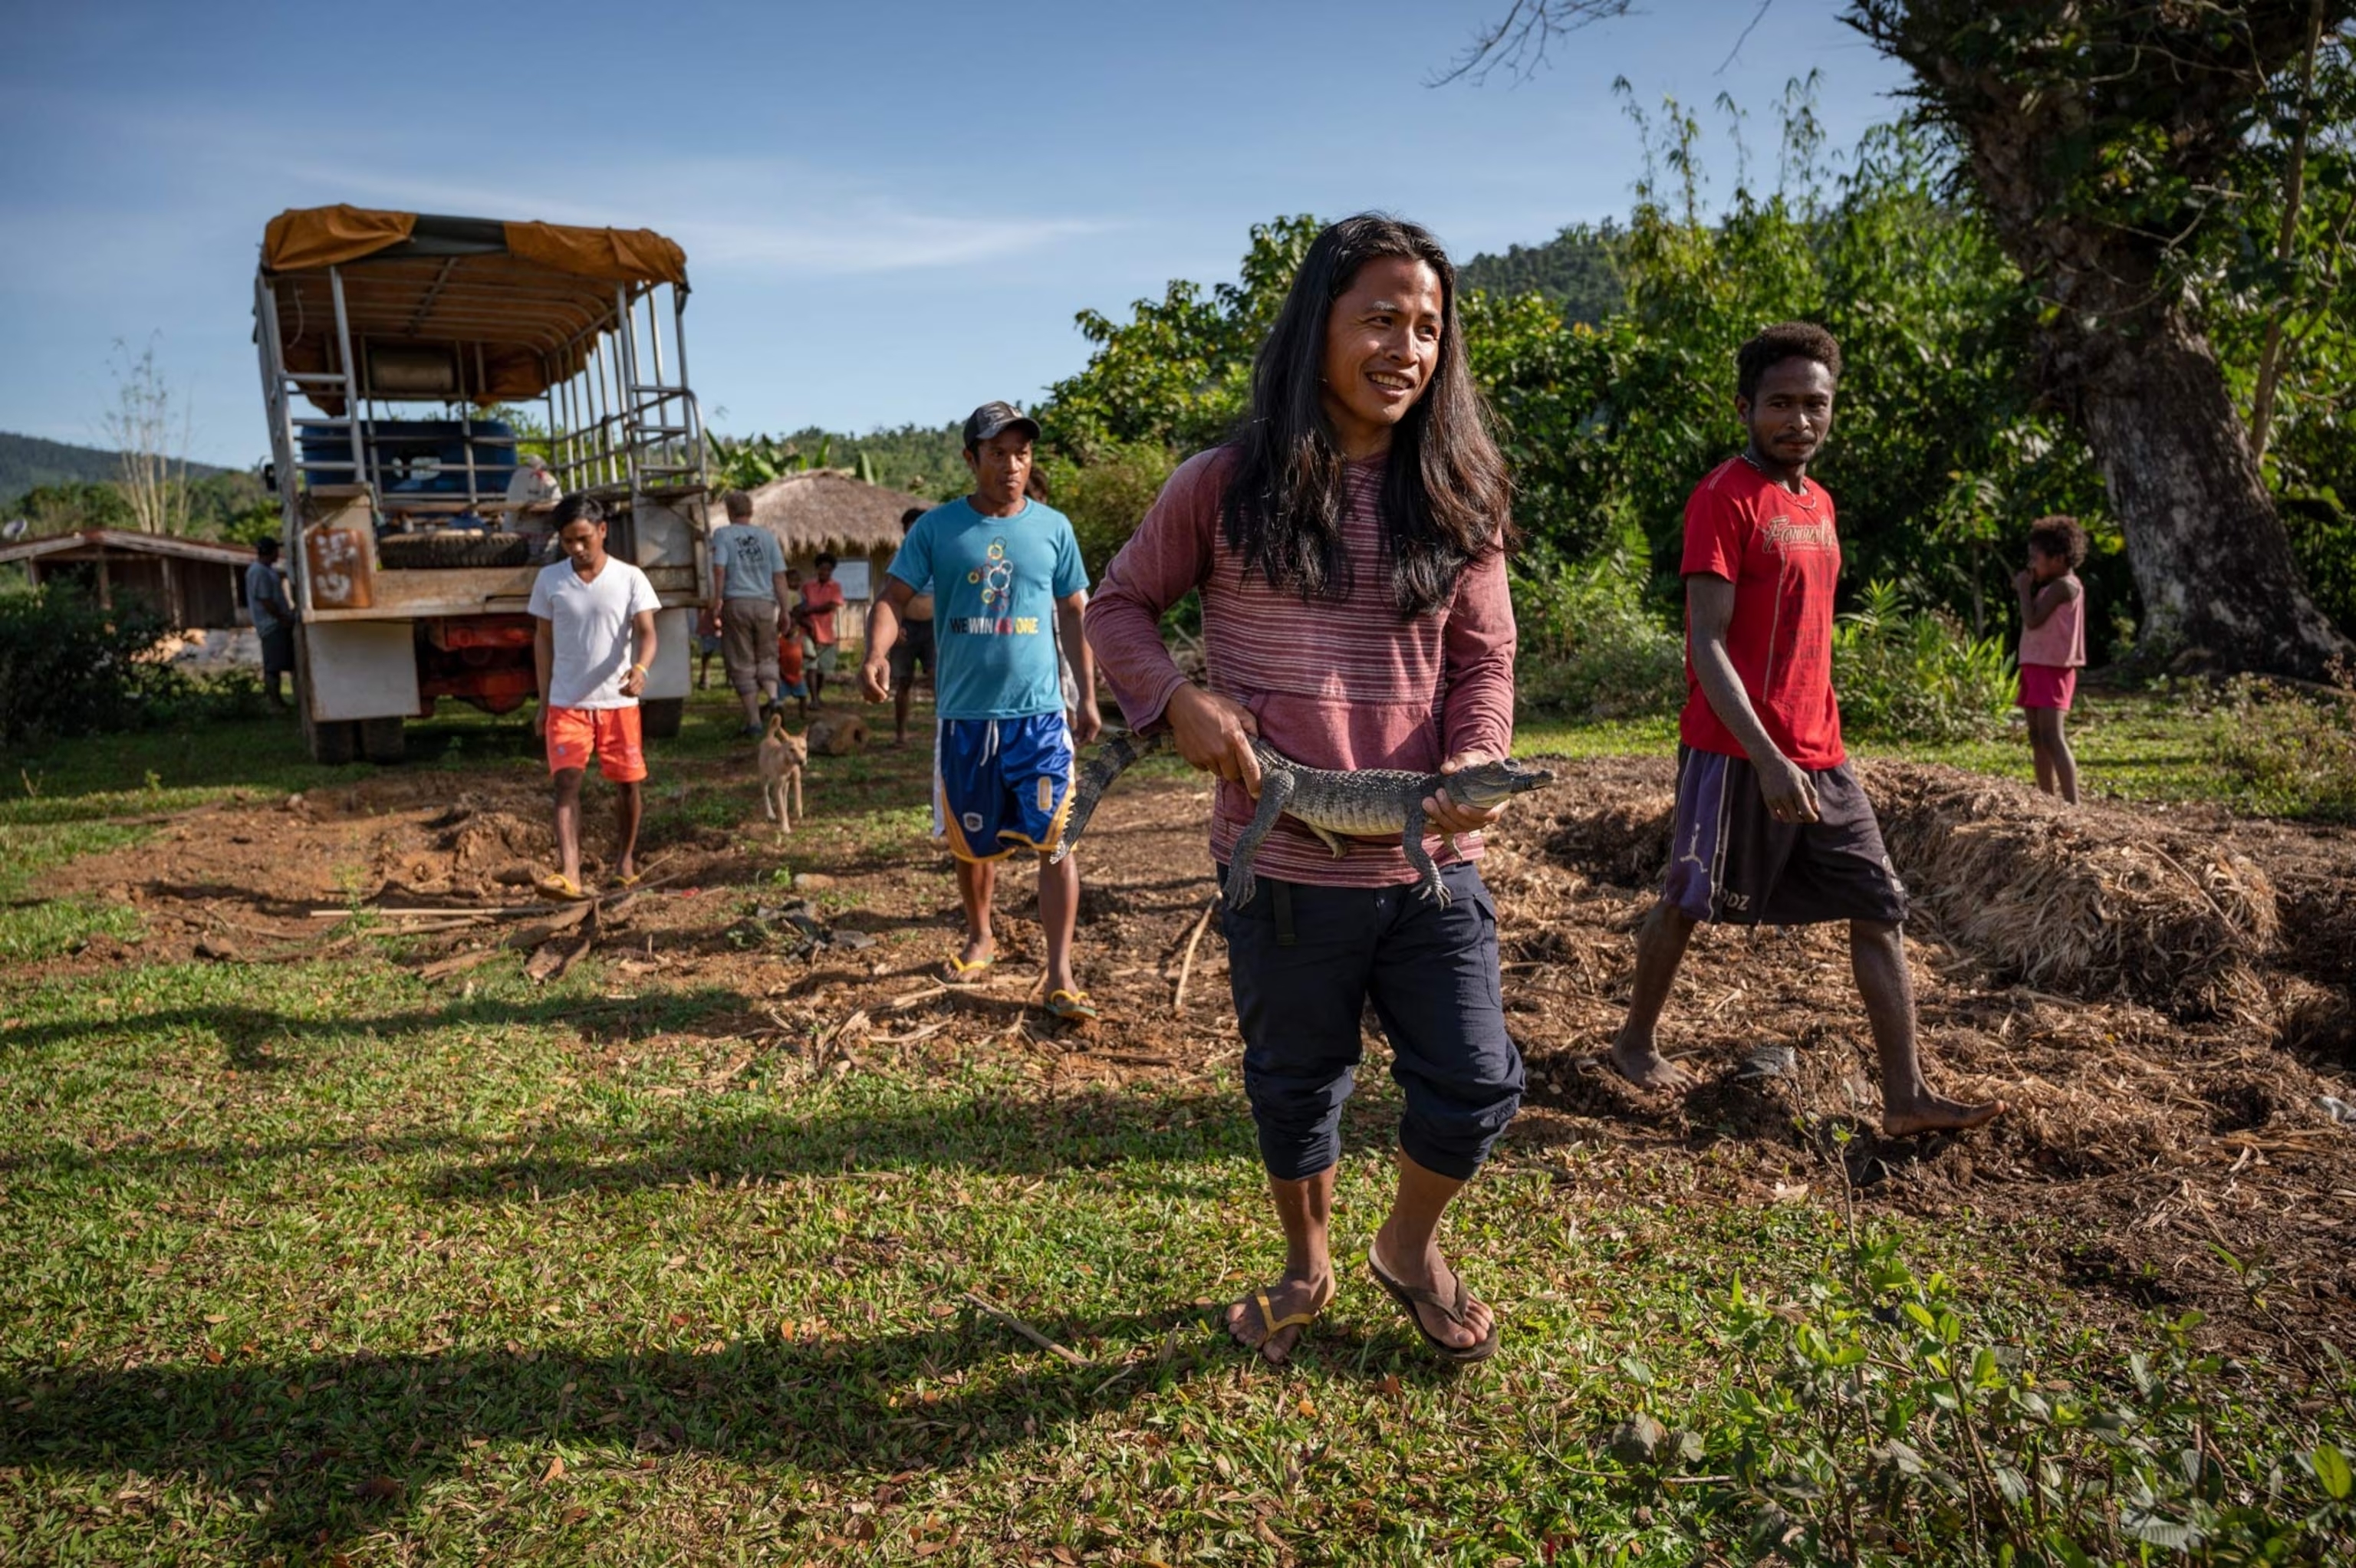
[[1083, 447, 1517, 889]]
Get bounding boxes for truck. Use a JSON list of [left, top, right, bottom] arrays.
[[253, 205, 710, 763]]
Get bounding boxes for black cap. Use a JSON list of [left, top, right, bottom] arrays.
[[962, 400, 1040, 448]]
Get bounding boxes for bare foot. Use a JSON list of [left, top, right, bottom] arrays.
[[1608, 1035, 1697, 1092], [1223, 1271, 1333, 1366], [1369, 1230, 1492, 1353], [1883, 1093, 2006, 1137]]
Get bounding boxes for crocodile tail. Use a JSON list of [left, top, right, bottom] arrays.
[[1051, 730, 1170, 863]]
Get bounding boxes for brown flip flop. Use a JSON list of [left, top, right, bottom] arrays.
[[1367, 1244, 1499, 1364]]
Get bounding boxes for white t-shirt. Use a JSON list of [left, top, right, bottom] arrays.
[[528, 557, 661, 709]]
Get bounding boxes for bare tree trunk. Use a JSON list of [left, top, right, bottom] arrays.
[[2078, 313, 2350, 673]]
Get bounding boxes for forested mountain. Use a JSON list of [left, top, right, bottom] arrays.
[[0, 432, 229, 503], [1459, 222, 1624, 324]]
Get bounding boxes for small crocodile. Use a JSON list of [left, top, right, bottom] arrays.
[[1051, 731, 1557, 908]]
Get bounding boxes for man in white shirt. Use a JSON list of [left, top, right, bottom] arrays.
[[529, 495, 661, 900]]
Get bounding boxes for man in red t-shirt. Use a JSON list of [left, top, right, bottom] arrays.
[[795, 552, 847, 708], [1607, 322, 2002, 1138]]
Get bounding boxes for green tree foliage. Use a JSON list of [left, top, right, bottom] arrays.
[[1038, 217, 1321, 459], [6, 472, 276, 544], [2206, 20, 2356, 639], [1845, 0, 2355, 676], [1036, 442, 1176, 581], [703, 424, 966, 499], [9, 482, 135, 534], [1459, 221, 1624, 324]]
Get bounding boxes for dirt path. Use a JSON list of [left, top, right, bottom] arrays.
[[34, 743, 2356, 1363]]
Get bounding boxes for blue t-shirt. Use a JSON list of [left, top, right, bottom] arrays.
[[888, 498, 1087, 720], [711, 521, 786, 601]]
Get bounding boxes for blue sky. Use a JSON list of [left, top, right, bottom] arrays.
[[0, 0, 1910, 467]]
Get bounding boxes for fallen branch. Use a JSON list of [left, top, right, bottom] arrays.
[[415, 946, 511, 983], [960, 1289, 1090, 1366], [525, 903, 600, 985], [1172, 893, 1219, 1018], [870, 1020, 950, 1048]]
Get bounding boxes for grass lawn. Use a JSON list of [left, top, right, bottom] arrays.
[[4, 687, 2351, 1564]]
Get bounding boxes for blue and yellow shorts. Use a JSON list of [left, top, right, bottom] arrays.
[[933, 713, 1074, 862]]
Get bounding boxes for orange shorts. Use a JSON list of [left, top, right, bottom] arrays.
[[545, 705, 647, 782]]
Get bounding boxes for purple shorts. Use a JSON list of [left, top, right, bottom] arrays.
[[1662, 747, 1909, 927]]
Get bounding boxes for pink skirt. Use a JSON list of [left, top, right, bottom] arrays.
[[2017, 662, 2078, 711]]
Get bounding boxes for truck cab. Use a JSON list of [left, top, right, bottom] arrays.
[[253, 205, 710, 763]]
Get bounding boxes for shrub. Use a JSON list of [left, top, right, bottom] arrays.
[[1833, 578, 2015, 743], [0, 587, 194, 746], [1513, 551, 1686, 718], [1037, 440, 1176, 583], [2208, 668, 2356, 821], [1708, 1227, 2356, 1563]]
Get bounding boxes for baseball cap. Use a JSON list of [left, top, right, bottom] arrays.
[[962, 400, 1040, 448]]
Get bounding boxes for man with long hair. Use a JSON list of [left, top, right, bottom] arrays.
[[1605, 322, 2003, 1139], [1088, 215, 1523, 1365]]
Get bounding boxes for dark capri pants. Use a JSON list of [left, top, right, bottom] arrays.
[[1219, 860, 1524, 1183]]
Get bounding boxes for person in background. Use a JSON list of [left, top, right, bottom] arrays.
[[1605, 321, 2003, 1142], [246, 537, 297, 709], [1087, 215, 1524, 1366], [890, 507, 939, 746], [798, 552, 847, 708], [2015, 514, 2088, 804], [775, 566, 810, 723], [530, 495, 660, 901], [862, 401, 1101, 1023], [696, 625, 723, 692], [706, 489, 794, 738]]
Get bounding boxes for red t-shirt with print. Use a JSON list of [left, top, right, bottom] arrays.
[[1678, 456, 1844, 770]]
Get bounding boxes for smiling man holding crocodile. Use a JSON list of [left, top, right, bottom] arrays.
[[1088, 214, 1525, 1366]]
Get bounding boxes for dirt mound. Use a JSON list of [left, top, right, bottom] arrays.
[[432, 797, 554, 873], [1861, 761, 2278, 1015], [1528, 755, 2286, 1016], [1532, 755, 1677, 887]]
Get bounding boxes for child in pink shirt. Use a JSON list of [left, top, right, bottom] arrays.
[[2015, 514, 2088, 803]]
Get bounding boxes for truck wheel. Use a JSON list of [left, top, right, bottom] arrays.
[[303, 705, 357, 765], [378, 531, 534, 570], [640, 697, 686, 740], [358, 716, 406, 764]]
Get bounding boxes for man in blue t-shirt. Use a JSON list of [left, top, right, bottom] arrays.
[[862, 401, 1102, 1022]]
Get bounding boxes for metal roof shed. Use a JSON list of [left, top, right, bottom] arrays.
[[0, 528, 257, 627]]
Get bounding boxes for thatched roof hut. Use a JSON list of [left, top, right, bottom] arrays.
[[732, 470, 928, 560]]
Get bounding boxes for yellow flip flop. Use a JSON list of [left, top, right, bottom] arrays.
[[1226, 1276, 1336, 1359], [940, 950, 995, 985], [1045, 989, 1099, 1023], [535, 873, 590, 902]]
